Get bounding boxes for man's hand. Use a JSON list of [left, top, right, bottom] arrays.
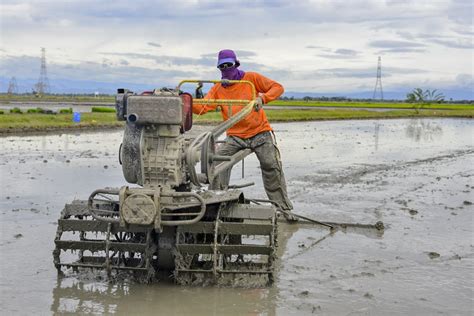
[[254, 96, 263, 111]]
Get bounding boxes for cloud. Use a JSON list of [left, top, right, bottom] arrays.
[[369, 40, 425, 49], [147, 42, 161, 48], [334, 49, 358, 56], [319, 68, 376, 79], [296, 66, 427, 80], [383, 67, 428, 75], [429, 38, 473, 49], [455, 73, 474, 88], [0, 54, 198, 87], [100, 52, 216, 67], [318, 48, 360, 59], [317, 48, 359, 59], [369, 38, 429, 53], [234, 50, 258, 58], [393, 32, 472, 50], [377, 48, 426, 54], [0, 0, 472, 98], [201, 50, 257, 59], [447, 0, 473, 25], [314, 67, 427, 79]]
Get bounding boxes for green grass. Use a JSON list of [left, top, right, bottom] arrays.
[[10, 107, 23, 114], [0, 94, 115, 103], [0, 112, 121, 132], [269, 100, 474, 110], [58, 108, 73, 114], [91, 106, 116, 113], [24, 107, 72, 114]]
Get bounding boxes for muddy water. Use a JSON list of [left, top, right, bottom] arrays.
[[0, 118, 473, 315]]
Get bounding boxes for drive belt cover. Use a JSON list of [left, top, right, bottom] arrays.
[[121, 193, 156, 225]]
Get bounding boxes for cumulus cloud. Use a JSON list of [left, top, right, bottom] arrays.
[[369, 40, 426, 48], [100, 52, 216, 67], [201, 50, 257, 59], [318, 48, 360, 59], [398, 32, 474, 49], [377, 48, 426, 54], [455, 73, 474, 87], [0, 54, 197, 86], [147, 42, 161, 48]]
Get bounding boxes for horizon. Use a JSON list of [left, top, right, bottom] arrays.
[[1, 0, 472, 100]]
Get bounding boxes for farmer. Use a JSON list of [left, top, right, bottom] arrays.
[[195, 81, 204, 99], [192, 49, 297, 222]]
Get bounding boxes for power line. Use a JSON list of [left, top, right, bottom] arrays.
[[7, 77, 18, 94], [35, 47, 50, 94], [373, 56, 383, 100]]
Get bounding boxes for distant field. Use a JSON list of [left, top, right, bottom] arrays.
[[1, 108, 472, 134], [270, 100, 474, 110], [0, 112, 121, 131], [1, 94, 472, 111], [0, 94, 115, 103]]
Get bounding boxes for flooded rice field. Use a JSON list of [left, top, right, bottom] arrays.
[[0, 118, 473, 315]]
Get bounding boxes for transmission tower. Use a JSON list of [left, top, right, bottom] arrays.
[[7, 77, 18, 94], [373, 56, 383, 100], [35, 47, 50, 94]]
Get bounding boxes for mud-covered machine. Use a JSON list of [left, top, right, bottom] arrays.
[[53, 80, 278, 286]]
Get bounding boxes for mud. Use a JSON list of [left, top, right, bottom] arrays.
[[0, 118, 473, 315]]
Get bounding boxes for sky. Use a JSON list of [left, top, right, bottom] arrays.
[[0, 0, 473, 99]]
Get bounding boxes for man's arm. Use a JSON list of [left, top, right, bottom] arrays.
[[192, 84, 218, 115], [249, 72, 284, 104]]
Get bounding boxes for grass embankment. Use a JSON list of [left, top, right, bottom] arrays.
[[271, 100, 474, 110], [0, 113, 122, 133], [0, 94, 115, 103], [1, 108, 472, 135]]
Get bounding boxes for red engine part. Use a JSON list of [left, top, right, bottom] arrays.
[[180, 93, 193, 133]]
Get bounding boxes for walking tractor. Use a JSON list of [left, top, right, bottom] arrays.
[[53, 80, 279, 286]]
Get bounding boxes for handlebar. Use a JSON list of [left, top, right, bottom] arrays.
[[177, 79, 257, 103]]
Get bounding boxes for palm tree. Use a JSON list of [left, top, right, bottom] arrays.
[[406, 88, 445, 113], [425, 89, 444, 103]]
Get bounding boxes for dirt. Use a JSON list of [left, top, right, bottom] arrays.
[[0, 118, 473, 315]]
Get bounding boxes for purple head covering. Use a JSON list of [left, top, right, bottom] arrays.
[[217, 49, 241, 67], [217, 49, 245, 84]]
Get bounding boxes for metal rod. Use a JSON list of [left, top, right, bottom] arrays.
[[279, 209, 335, 230], [228, 182, 255, 189], [247, 198, 334, 229]]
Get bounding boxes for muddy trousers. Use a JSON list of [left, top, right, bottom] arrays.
[[211, 131, 293, 211]]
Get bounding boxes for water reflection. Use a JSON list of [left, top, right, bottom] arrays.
[[405, 119, 443, 142], [374, 122, 380, 151], [50, 224, 300, 315], [51, 276, 122, 315], [51, 273, 278, 315]]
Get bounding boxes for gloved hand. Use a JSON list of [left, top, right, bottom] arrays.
[[254, 96, 263, 111], [221, 79, 231, 86]]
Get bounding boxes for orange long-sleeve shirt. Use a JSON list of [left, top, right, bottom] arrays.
[[192, 72, 284, 139]]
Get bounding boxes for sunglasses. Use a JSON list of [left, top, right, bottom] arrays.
[[218, 62, 235, 70]]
